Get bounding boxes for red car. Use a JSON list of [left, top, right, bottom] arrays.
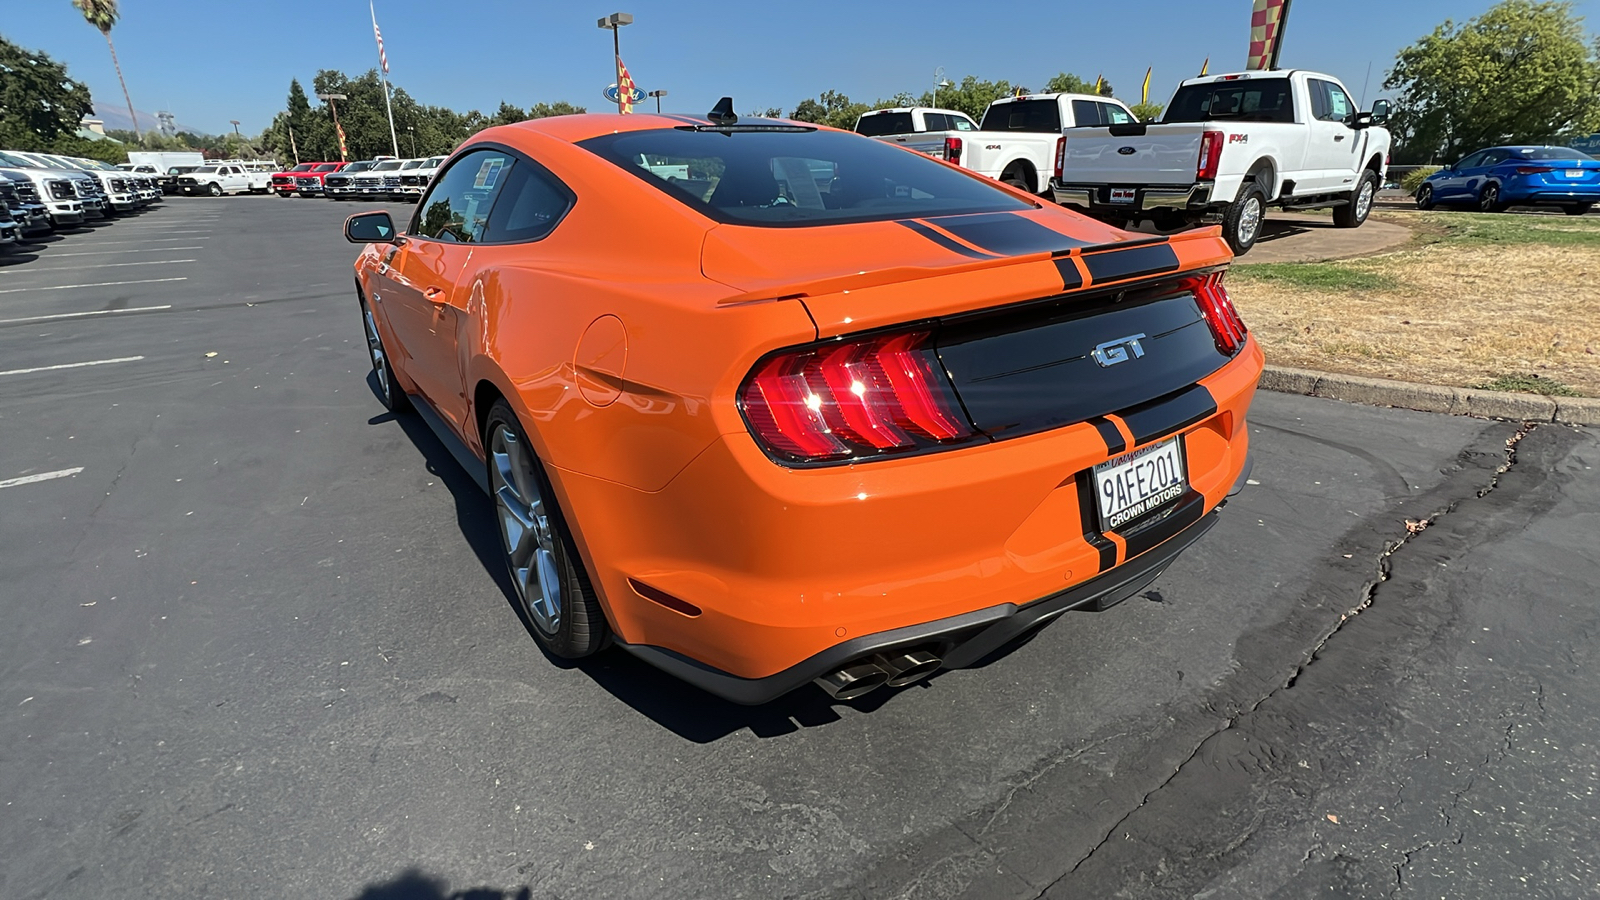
[[271, 162, 345, 198]]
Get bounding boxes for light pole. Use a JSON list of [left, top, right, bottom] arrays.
[[407, 125, 417, 157], [597, 12, 633, 114], [648, 89, 667, 114], [317, 92, 348, 161], [933, 67, 952, 109], [229, 120, 242, 158]]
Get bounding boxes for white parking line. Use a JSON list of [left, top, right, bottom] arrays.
[[100, 229, 212, 235], [0, 468, 85, 490], [0, 306, 172, 325], [0, 357, 145, 377], [20, 259, 195, 273], [0, 277, 187, 295], [42, 247, 203, 257], [64, 237, 208, 247]]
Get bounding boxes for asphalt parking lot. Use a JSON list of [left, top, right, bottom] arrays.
[[2, 197, 1597, 899]]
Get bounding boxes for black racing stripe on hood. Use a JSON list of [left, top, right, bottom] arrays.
[[924, 212, 1092, 257], [1081, 242, 1181, 283], [898, 220, 998, 260]]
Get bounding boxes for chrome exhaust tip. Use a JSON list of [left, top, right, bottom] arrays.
[[873, 650, 943, 687], [814, 662, 890, 701]]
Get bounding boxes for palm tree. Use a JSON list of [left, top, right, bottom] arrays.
[[72, 0, 140, 139]]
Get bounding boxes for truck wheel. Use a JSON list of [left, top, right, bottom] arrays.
[[1002, 175, 1030, 192], [1415, 184, 1435, 211], [1222, 184, 1267, 255], [207, 182, 223, 197], [1334, 170, 1377, 228]]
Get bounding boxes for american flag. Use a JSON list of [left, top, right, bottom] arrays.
[[616, 56, 636, 114], [371, 1, 389, 74], [1246, 0, 1289, 71]]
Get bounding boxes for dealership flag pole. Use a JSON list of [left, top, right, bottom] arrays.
[[371, 0, 401, 157]]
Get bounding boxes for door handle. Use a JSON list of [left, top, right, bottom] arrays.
[[423, 286, 447, 302], [1334, 135, 1346, 142]]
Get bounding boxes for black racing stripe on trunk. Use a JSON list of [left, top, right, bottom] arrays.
[[1052, 257, 1085, 291], [1076, 473, 1120, 572], [1117, 491, 1206, 559], [898, 220, 998, 260], [1082, 242, 1182, 283], [925, 213, 1092, 257], [1118, 384, 1218, 447], [1090, 417, 1126, 456]]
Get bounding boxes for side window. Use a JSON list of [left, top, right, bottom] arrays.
[[1324, 83, 1354, 122], [1456, 151, 1488, 170], [924, 113, 949, 132], [411, 149, 515, 243], [1101, 103, 1135, 125], [951, 116, 977, 132], [1307, 80, 1330, 120], [1479, 149, 1510, 168], [483, 158, 575, 243], [1070, 99, 1102, 127]]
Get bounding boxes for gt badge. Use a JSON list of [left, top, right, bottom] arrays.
[[1091, 333, 1148, 367]]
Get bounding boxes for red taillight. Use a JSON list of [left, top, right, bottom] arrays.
[[1184, 271, 1248, 356], [740, 331, 976, 463], [1054, 136, 1067, 181], [944, 136, 963, 165], [1515, 166, 1554, 175], [1197, 130, 1224, 181]]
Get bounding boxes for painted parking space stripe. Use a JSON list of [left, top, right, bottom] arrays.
[[41, 247, 203, 257], [61, 237, 208, 247], [0, 357, 146, 377], [18, 259, 196, 274], [0, 468, 85, 490], [0, 306, 172, 326], [0, 277, 188, 295]]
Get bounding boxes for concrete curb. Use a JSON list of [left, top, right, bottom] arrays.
[[1260, 366, 1600, 426]]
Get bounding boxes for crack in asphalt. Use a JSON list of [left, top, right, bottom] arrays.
[[1028, 425, 1538, 899]]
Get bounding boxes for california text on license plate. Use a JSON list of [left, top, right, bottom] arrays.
[[1110, 187, 1136, 204], [1093, 436, 1188, 531]]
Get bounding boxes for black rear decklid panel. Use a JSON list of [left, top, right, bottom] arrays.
[[936, 288, 1230, 439]]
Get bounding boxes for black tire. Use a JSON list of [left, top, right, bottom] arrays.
[[483, 398, 609, 658], [207, 182, 223, 197], [1563, 203, 1592, 216], [1477, 182, 1505, 213], [1334, 170, 1378, 228], [1415, 183, 1435, 210], [359, 297, 409, 413], [1222, 183, 1268, 255], [1002, 175, 1030, 192]]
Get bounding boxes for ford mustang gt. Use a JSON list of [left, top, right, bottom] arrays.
[[344, 100, 1263, 704]]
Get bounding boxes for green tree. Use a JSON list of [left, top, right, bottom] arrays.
[[915, 75, 1021, 122], [790, 90, 873, 130], [1043, 73, 1114, 96], [1384, 0, 1600, 162], [528, 101, 584, 118], [1129, 102, 1165, 122], [72, 0, 140, 139], [0, 36, 94, 147]]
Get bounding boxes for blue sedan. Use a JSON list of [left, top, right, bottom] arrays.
[[1416, 145, 1599, 215]]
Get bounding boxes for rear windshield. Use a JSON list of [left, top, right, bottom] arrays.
[[1516, 147, 1595, 161], [1164, 78, 1295, 123], [978, 100, 1062, 133], [578, 126, 1032, 227], [855, 112, 915, 136]]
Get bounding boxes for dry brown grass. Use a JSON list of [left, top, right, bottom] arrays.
[[1231, 236, 1600, 396]]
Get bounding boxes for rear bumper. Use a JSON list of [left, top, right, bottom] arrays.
[[1053, 180, 1215, 214], [553, 336, 1263, 698], [1505, 187, 1600, 205]]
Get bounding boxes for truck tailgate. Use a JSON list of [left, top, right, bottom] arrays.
[[1060, 125, 1207, 186]]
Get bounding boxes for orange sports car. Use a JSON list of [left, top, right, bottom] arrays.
[[344, 99, 1262, 705]]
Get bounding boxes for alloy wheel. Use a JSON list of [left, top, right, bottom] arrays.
[[1480, 185, 1499, 212], [489, 424, 562, 635], [1237, 196, 1263, 245], [1356, 181, 1374, 221], [1416, 185, 1433, 210]]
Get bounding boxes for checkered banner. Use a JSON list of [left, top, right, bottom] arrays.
[[1246, 0, 1291, 71]]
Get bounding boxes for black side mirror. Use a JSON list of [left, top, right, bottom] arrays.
[[1369, 99, 1391, 125], [345, 211, 399, 244], [1348, 111, 1375, 130]]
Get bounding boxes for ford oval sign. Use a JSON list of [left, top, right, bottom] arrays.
[[604, 84, 647, 104], [1117, 146, 1137, 155]]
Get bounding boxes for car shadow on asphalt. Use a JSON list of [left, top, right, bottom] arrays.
[[0, 250, 42, 266], [1255, 219, 1314, 244], [347, 867, 531, 900], [372, 373, 1034, 743]]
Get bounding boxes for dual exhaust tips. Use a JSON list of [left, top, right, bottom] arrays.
[[814, 649, 943, 701]]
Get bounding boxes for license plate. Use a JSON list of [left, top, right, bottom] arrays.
[[1093, 436, 1187, 531], [1109, 187, 1136, 204], [1566, 170, 1584, 178]]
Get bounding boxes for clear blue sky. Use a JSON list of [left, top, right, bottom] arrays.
[[6, 0, 1598, 136]]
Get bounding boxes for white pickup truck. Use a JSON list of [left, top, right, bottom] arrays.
[[174, 163, 273, 197], [853, 107, 978, 164], [958, 93, 1138, 196], [1050, 70, 1392, 254]]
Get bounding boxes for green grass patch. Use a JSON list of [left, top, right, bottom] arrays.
[[1412, 211, 1600, 248], [1231, 262, 1398, 292], [1474, 374, 1583, 397]]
